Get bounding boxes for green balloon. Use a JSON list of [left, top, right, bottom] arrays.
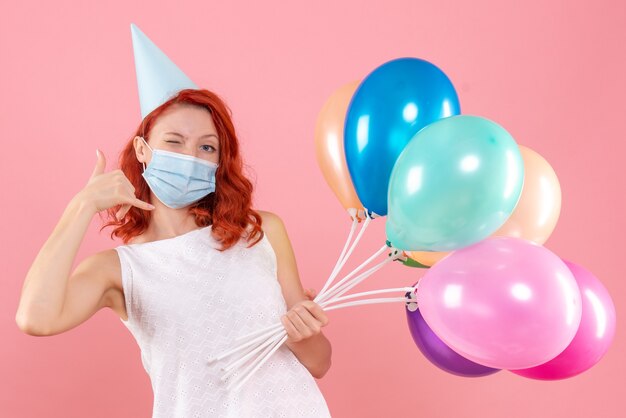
[[398, 256, 430, 269], [386, 115, 524, 252]]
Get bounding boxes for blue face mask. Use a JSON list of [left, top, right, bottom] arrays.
[[140, 136, 218, 209]]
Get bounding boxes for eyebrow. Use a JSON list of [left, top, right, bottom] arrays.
[[164, 131, 219, 141]]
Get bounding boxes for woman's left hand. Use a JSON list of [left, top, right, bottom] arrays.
[[281, 299, 329, 344]]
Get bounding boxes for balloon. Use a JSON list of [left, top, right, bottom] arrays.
[[344, 57, 460, 217], [398, 255, 430, 269], [417, 236, 582, 370], [493, 145, 561, 243], [510, 260, 616, 380], [406, 144, 561, 263], [406, 250, 449, 267], [314, 81, 365, 216], [386, 115, 524, 252], [406, 305, 500, 377]]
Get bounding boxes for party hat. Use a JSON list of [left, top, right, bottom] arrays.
[[131, 23, 198, 119]]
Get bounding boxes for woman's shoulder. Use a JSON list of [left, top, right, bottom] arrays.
[[257, 209, 284, 233], [255, 209, 291, 253], [257, 209, 272, 221]]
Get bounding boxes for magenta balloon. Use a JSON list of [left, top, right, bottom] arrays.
[[417, 237, 582, 370], [510, 260, 616, 380]]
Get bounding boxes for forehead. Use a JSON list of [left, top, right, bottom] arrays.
[[152, 103, 218, 137]]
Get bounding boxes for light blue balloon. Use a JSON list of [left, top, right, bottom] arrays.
[[386, 115, 524, 251], [344, 57, 460, 217]]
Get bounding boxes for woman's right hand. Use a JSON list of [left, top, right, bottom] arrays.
[[75, 149, 155, 219]]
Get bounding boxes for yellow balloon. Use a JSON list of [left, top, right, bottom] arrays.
[[314, 81, 365, 219], [407, 144, 561, 267]]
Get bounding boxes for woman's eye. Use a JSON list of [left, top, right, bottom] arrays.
[[201, 145, 216, 152], [165, 141, 180, 144]]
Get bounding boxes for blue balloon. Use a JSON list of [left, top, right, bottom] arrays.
[[344, 57, 460, 216]]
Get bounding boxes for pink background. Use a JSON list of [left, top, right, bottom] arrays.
[[2, 1, 624, 417]]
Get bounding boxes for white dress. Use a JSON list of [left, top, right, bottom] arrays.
[[114, 225, 332, 418]]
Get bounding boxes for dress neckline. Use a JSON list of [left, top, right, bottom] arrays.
[[126, 225, 212, 248]]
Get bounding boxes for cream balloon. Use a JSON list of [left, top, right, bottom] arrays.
[[492, 145, 561, 242], [314, 80, 365, 218]]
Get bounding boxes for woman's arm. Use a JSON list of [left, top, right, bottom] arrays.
[[16, 195, 97, 334], [260, 211, 332, 379], [16, 149, 154, 335], [281, 303, 332, 379]]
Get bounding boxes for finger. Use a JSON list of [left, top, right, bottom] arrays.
[[287, 310, 311, 338], [281, 315, 302, 342], [300, 301, 329, 326], [117, 182, 142, 219], [121, 193, 155, 211], [288, 308, 316, 338], [132, 197, 155, 211], [293, 306, 322, 334], [116, 204, 131, 220], [114, 183, 132, 218], [90, 149, 106, 180]]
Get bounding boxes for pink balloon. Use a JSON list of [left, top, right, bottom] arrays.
[[417, 236, 582, 370], [510, 260, 616, 379]]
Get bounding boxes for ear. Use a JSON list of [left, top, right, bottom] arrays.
[[134, 136, 150, 165]]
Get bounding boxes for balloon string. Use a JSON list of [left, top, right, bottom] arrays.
[[319, 287, 415, 306], [223, 294, 415, 391], [317, 210, 361, 297], [231, 328, 287, 386], [318, 210, 372, 298], [231, 242, 398, 351], [233, 322, 283, 343], [234, 208, 371, 345], [208, 324, 282, 363], [316, 244, 393, 304], [218, 254, 406, 389], [320, 254, 396, 303], [214, 253, 391, 362], [323, 297, 411, 311], [225, 332, 282, 390], [220, 327, 284, 379], [228, 334, 289, 392], [216, 209, 411, 390]]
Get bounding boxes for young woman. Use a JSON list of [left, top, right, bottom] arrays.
[[16, 88, 333, 417]]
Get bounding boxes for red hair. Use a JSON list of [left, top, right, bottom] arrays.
[[99, 88, 263, 251]]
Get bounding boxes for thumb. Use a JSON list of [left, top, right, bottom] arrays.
[[91, 149, 106, 179], [305, 288, 318, 300]]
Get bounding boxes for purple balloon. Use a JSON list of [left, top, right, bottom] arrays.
[[510, 260, 616, 380], [406, 305, 500, 377]]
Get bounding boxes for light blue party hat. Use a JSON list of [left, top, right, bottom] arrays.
[[131, 23, 198, 119]]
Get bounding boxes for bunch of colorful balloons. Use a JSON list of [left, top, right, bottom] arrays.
[[315, 57, 616, 380]]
